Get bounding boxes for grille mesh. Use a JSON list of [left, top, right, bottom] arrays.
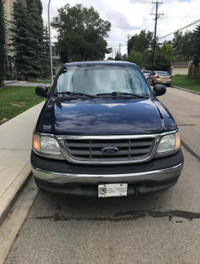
[[64, 138, 155, 163]]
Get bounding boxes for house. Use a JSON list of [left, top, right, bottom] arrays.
[[170, 61, 190, 76]]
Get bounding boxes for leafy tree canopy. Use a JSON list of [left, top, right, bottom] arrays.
[[10, 0, 45, 78], [128, 30, 153, 54], [193, 24, 200, 67], [155, 43, 174, 71], [127, 39, 173, 71], [172, 30, 194, 61], [51, 4, 111, 62]]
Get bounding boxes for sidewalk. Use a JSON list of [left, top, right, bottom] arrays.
[[0, 102, 44, 225], [4, 80, 51, 87]]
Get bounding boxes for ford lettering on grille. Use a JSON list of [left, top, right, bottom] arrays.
[[102, 147, 119, 154]]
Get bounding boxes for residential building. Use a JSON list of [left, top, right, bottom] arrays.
[[170, 61, 190, 76]]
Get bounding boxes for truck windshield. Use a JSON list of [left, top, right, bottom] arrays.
[[54, 64, 151, 97]]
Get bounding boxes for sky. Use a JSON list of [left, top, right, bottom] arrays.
[[41, 0, 200, 57]]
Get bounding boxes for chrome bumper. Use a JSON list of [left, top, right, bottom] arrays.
[[32, 163, 183, 185]]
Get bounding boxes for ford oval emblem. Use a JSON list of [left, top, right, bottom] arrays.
[[102, 147, 119, 154]]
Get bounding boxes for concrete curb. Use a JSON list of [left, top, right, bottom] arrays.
[[0, 102, 44, 226], [0, 162, 32, 226], [171, 85, 200, 96]]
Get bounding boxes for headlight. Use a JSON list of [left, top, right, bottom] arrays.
[[157, 132, 180, 154], [33, 134, 61, 156]]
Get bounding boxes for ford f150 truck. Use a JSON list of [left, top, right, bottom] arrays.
[[31, 61, 184, 198]]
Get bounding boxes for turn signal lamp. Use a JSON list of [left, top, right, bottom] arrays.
[[33, 134, 40, 151], [175, 132, 181, 149]]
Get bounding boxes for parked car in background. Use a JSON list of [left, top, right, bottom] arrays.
[[148, 71, 172, 86], [31, 61, 183, 198], [141, 70, 152, 79]]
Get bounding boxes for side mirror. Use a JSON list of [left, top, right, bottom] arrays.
[[153, 84, 166, 97], [35, 86, 48, 98]]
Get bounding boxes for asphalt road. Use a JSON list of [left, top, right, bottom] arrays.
[[4, 88, 200, 264]]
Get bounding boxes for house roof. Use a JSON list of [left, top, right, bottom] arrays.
[[171, 61, 190, 67]]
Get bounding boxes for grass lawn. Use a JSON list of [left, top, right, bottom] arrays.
[[172, 75, 200, 92], [0, 86, 44, 125]]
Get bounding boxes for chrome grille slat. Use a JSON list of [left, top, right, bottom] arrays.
[[64, 137, 156, 164], [66, 141, 153, 148], [69, 148, 151, 156]]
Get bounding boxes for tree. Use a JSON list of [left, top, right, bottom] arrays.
[[172, 31, 194, 61], [10, 1, 29, 79], [127, 30, 156, 69], [128, 30, 153, 55], [128, 50, 143, 68], [10, 0, 44, 79], [193, 24, 200, 67], [51, 4, 111, 62], [155, 43, 174, 71], [127, 41, 173, 70], [41, 25, 50, 77], [0, 0, 6, 87], [26, 0, 44, 77]]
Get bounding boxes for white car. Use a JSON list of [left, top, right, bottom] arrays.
[[141, 70, 152, 79]]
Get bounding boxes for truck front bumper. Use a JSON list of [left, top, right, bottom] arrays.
[[31, 150, 183, 195]]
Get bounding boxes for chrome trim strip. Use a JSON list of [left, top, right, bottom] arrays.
[[35, 130, 178, 140], [57, 131, 178, 140], [32, 163, 183, 184]]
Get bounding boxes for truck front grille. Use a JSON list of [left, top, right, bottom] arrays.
[[64, 136, 156, 164]]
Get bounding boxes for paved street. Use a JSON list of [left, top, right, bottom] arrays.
[[4, 87, 200, 264]]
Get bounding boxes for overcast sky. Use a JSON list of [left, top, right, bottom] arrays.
[[41, 0, 200, 56]]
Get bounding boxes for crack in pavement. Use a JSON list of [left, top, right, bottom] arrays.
[[32, 210, 200, 222]]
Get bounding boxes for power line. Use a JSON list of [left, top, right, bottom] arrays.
[[160, 1, 176, 13], [159, 18, 200, 40]]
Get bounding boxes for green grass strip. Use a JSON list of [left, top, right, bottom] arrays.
[[0, 86, 44, 125], [172, 75, 200, 92]]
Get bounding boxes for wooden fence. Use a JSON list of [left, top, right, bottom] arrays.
[[188, 63, 200, 78]]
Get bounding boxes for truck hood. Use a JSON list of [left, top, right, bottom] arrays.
[[36, 97, 177, 135]]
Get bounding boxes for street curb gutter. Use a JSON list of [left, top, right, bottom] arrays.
[[172, 85, 200, 95], [0, 162, 32, 226]]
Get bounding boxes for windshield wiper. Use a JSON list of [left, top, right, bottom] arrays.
[[96, 92, 148, 98], [56, 91, 97, 98]]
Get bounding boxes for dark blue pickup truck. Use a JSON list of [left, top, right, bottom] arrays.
[[31, 61, 183, 198]]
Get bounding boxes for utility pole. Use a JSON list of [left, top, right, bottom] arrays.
[[125, 34, 131, 56], [151, 1, 163, 70]]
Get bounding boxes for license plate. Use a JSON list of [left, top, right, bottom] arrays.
[[98, 183, 128, 198]]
